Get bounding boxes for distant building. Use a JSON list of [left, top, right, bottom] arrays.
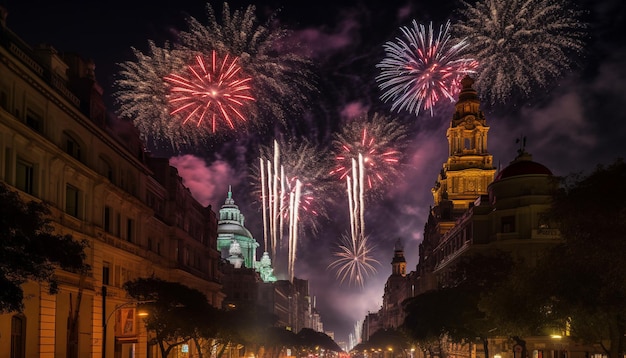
[[216, 187, 277, 282]]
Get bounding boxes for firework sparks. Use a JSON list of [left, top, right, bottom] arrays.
[[164, 51, 255, 132], [328, 154, 380, 287], [256, 139, 330, 282], [177, 2, 317, 127], [376, 20, 478, 116], [330, 113, 408, 195], [328, 233, 380, 288], [454, 0, 587, 104], [114, 2, 316, 150]]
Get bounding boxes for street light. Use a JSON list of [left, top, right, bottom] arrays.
[[102, 299, 155, 358]]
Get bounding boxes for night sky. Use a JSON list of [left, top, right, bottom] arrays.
[[4, 0, 626, 343]]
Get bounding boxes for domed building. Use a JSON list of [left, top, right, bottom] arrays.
[[217, 187, 276, 282], [413, 76, 562, 296]]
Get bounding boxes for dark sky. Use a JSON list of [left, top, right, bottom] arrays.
[[4, 0, 626, 344]]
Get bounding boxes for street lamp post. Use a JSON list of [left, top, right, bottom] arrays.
[[102, 294, 154, 358]]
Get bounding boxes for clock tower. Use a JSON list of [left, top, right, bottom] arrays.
[[431, 76, 496, 230]]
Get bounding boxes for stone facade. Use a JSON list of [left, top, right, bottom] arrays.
[[0, 17, 222, 358]]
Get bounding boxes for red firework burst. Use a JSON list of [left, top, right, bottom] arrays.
[[164, 51, 255, 132], [330, 113, 407, 192]]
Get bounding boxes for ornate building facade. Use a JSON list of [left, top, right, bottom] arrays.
[[0, 12, 223, 358], [359, 76, 597, 358]]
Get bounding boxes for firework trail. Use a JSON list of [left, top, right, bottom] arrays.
[[376, 20, 478, 117], [328, 154, 380, 287], [257, 139, 330, 282], [454, 0, 587, 105], [114, 2, 316, 150], [330, 113, 409, 197], [164, 51, 255, 132]]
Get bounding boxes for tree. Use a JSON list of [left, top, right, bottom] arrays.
[[536, 159, 626, 358], [0, 182, 89, 313], [296, 327, 343, 353], [123, 277, 219, 358], [216, 303, 278, 358], [403, 251, 512, 358], [482, 159, 626, 358]]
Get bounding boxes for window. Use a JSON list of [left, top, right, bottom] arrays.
[[11, 314, 26, 358], [98, 156, 114, 182], [104, 206, 111, 233], [0, 85, 9, 111], [63, 132, 82, 161], [102, 262, 110, 286], [25, 109, 42, 132], [65, 184, 80, 218], [15, 159, 34, 194], [501, 215, 516, 233], [115, 213, 121, 237], [126, 218, 134, 243]]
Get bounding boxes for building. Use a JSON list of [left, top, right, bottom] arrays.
[[215, 189, 324, 337], [0, 11, 223, 358], [359, 76, 597, 358], [416, 75, 496, 295]]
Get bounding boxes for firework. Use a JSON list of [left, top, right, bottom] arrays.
[[328, 233, 379, 288], [330, 113, 408, 195], [177, 2, 317, 127], [164, 51, 254, 132], [256, 139, 331, 282], [454, 0, 587, 104], [115, 42, 199, 149], [376, 20, 478, 116], [114, 2, 316, 149]]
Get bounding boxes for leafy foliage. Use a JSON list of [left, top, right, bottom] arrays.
[[123, 277, 219, 357], [0, 183, 89, 313]]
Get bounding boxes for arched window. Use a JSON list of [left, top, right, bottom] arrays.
[[98, 155, 115, 183], [11, 314, 26, 358], [63, 131, 82, 162]]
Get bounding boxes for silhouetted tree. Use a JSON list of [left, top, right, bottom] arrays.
[[0, 182, 89, 313], [123, 277, 219, 358]]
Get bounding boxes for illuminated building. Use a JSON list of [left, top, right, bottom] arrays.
[[0, 11, 222, 357], [416, 75, 496, 294]]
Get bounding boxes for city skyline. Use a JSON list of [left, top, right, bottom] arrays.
[[5, 0, 626, 342]]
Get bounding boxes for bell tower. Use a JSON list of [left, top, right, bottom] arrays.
[[432, 76, 495, 222]]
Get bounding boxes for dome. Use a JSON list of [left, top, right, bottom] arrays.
[[495, 152, 552, 181], [217, 222, 254, 239]]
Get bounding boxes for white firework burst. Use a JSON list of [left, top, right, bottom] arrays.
[[454, 0, 587, 104]]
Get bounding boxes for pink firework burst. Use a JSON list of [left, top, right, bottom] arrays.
[[330, 113, 408, 193], [376, 20, 478, 116], [164, 51, 255, 132]]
